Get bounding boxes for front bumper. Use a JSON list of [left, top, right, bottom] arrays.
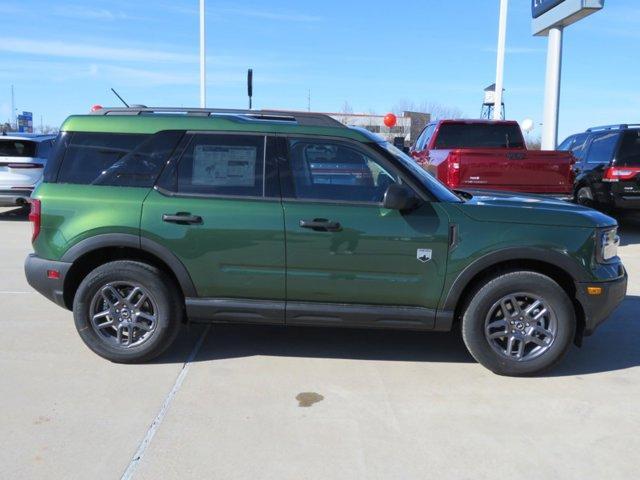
[[24, 254, 72, 309], [575, 271, 628, 336], [0, 189, 32, 207]]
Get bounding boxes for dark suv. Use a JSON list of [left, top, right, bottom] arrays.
[[559, 124, 640, 211], [24, 107, 627, 376]]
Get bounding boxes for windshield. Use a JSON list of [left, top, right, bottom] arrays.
[[378, 142, 462, 203]]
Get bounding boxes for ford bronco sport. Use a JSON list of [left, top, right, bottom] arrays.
[[25, 107, 627, 376]]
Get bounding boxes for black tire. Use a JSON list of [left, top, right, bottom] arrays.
[[461, 271, 575, 376], [574, 185, 595, 208], [73, 260, 183, 363]]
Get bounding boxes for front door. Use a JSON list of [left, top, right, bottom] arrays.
[[141, 133, 286, 322], [278, 136, 450, 327]]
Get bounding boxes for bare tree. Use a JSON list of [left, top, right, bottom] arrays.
[[391, 99, 463, 120], [40, 125, 59, 135]]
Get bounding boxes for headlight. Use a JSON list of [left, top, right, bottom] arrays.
[[597, 227, 620, 263]]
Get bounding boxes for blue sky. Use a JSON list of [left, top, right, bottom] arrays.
[[0, 0, 638, 140]]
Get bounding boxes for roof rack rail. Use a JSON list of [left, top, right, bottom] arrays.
[[89, 107, 346, 128], [586, 124, 640, 132]]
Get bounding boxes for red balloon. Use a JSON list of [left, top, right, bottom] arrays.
[[90, 104, 103, 112], [383, 113, 397, 128]]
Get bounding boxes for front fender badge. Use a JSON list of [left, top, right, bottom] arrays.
[[417, 249, 432, 263]]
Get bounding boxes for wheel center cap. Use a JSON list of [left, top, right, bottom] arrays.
[[515, 322, 525, 331], [120, 308, 131, 319]]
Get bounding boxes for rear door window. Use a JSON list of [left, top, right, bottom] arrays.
[[569, 133, 590, 161], [616, 130, 640, 166], [175, 134, 265, 197], [0, 139, 37, 157], [585, 132, 619, 164], [57, 133, 149, 184], [433, 123, 525, 149]]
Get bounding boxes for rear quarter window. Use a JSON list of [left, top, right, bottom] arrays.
[[56, 133, 148, 184], [617, 130, 640, 166]]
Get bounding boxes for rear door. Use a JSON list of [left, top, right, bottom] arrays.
[[142, 132, 286, 321], [278, 136, 450, 327]]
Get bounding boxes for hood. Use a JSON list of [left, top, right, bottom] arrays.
[[453, 190, 616, 228]]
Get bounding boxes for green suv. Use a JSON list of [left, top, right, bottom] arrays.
[[25, 107, 627, 376]]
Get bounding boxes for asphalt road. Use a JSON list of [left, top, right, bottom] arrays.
[[1, 206, 639, 479]]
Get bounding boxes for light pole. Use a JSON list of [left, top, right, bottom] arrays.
[[199, 0, 206, 108], [493, 0, 509, 121]]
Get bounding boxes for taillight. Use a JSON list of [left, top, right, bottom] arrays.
[[446, 152, 461, 188], [603, 166, 640, 182], [28, 199, 41, 243]]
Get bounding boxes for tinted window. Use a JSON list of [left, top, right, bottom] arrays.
[[36, 140, 53, 159], [287, 139, 398, 202], [93, 131, 183, 187], [176, 134, 264, 197], [557, 135, 575, 151], [585, 132, 619, 164], [569, 133, 590, 161], [0, 139, 37, 157], [617, 130, 640, 166], [57, 133, 149, 184], [433, 123, 525, 149], [416, 124, 435, 150]]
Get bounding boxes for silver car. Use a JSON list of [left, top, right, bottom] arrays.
[[0, 133, 56, 207]]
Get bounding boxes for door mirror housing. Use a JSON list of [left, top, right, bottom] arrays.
[[382, 184, 420, 211]]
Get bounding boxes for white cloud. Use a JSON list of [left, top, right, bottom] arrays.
[[216, 6, 322, 23], [0, 37, 197, 63], [51, 5, 131, 21]]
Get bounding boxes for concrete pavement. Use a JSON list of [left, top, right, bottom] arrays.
[[1, 206, 639, 479]]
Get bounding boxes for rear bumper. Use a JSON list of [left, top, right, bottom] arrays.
[[575, 271, 628, 336], [0, 189, 32, 206], [24, 254, 72, 309]]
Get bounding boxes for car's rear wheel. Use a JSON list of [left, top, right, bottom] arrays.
[[461, 271, 575, 376], [575, 185, 595, 207], [73, 260, 183, 363]]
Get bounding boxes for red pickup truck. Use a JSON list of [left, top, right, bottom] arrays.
[[409, 120, 575, 196]]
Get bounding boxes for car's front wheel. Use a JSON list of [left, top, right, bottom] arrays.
[[461, 271, 576, 376], [73, 260, 183, 363]]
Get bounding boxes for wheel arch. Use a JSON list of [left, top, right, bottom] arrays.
[[443, 249, 587, 344], [61, 234, 197, 310]]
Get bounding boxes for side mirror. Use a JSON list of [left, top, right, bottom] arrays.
[[382, 184, 420, 211]]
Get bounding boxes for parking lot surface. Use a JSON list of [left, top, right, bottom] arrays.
[[1, 206, 639, 479]]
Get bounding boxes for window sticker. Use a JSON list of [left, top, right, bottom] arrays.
[[192, 145, 256, 187]]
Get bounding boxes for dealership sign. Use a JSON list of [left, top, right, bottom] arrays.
[[532, 0, 565, 19], [17, 111, 33, 133], [532, 0, 604, 36]]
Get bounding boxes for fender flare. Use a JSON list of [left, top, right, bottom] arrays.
[[440, 247, 588, 312], [61, 233, 197, 297]]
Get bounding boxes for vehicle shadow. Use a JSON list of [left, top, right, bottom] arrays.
[[0, 206, 29, 222], [155, 296, 640, 376], [548, 295, 640, 377], [157, 323, 474, 365], [619, 216, 640, 246]]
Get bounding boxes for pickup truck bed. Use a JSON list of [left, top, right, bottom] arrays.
[[410, 120, 575, 195]]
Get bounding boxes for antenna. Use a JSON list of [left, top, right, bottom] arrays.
[[110, 88, 130, 108], [247, 69, 253, 110]]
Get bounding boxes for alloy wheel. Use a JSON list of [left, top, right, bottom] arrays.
[[484, 293, 558, 362]]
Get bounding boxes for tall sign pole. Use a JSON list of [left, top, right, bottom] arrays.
[[493, 0, 509, 121], [199, 0, 206, 108], [541, 26, 563, 150], [532, 0, 605, 149]]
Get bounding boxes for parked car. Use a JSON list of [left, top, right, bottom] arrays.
[[409, 120, 575, 196], [0, 133, 56, 207], [25, 107, 626, 376], [558, 124, 640, 211]]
